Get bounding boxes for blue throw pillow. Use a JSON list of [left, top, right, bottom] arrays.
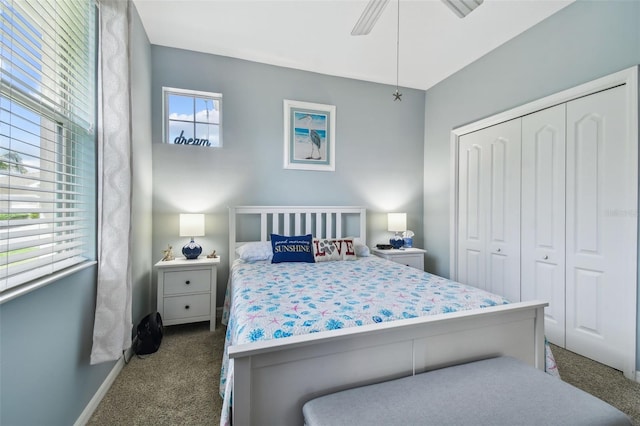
[[271, 234, 315, 263]]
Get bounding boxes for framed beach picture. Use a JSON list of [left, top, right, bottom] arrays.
[[283, 100, 336, 171]]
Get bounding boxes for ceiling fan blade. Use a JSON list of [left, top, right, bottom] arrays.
[[350, 0, 483, 37], [351, 0, 390, 36], [441, 0, 484, 18]]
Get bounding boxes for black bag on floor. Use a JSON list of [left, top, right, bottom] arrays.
[[135, 312, 163, 355]]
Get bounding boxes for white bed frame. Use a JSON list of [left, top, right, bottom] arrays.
[[227, 206, 548, 425], [228, 205, 367, 271]]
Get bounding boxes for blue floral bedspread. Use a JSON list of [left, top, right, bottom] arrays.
[[219, 255, 549, 425]]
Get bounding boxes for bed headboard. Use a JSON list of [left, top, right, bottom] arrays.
[[228, 206, 366, 270]]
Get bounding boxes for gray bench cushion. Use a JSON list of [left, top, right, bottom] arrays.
[[302, 356, 632, 426]]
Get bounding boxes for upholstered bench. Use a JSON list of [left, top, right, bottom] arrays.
[[302, 356, 632, 426]]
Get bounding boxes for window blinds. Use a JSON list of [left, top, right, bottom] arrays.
[[0, 0, 97, 293]]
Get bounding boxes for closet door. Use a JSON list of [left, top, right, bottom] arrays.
[[565, 85, 637, 371], [457, 134, 486, 290], [521, 104, 566, 346], [457, 119, 521, 301]]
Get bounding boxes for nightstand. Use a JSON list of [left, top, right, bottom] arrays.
[[155, 256, 220, 331], [371, 247, 426, 270]]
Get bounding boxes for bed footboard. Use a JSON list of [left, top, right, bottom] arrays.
[[229, 300, 548, 426]]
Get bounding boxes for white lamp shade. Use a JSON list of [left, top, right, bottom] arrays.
[[387, 213, 407, 232], [179, 213, 205, 237]]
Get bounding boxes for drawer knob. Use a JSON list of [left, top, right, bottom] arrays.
[[185, 280, 191, 285], [543, 255, 549, 260], [185, 305, 190, 310]]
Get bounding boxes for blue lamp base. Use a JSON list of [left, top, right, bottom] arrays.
[[389, 238, 404, 249], [182, 238, 202, 259]]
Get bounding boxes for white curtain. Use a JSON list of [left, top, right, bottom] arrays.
[[91, 0, 133, 365]]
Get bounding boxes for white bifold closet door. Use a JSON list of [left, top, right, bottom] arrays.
[[521, 86, 635, 370], [457, 119, 521, 302], [565, 85, 636, 371], [521, 104, 567, 346], [454, 69, 637, 378]]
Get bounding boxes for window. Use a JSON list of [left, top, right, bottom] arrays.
[[163, 87, 222, 147], [0, 0, 97, 296]]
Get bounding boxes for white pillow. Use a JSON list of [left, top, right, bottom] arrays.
[[350, 237, 370, 257], [355, 243, 370, 257], [236, 241, 273, 262]]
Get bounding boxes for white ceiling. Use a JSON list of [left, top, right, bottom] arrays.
[[132, 0, 574, 91]]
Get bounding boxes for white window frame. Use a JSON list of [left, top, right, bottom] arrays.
[[162, 87, 223, 147], [0, 0, 97, 303]]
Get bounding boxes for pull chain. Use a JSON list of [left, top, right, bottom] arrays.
[[393, 0, 402, 101]]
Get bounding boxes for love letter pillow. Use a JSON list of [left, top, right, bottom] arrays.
[[313, 238, 357, 261], [313, 238, 342, 262]]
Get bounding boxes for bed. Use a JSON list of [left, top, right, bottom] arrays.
[[221, 206, 550, 426]]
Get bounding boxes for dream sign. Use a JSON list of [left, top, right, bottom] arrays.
[[173, 130, 211, 147]]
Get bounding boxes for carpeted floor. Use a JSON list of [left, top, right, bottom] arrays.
[[550, 343, 640, 425], [88, 321, 224, 426], [89, 322, 640, 425]]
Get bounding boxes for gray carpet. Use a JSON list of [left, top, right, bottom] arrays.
[[88, 321, 224, 426], [550, 344, 640, 425], [88, 323, 640, 425]]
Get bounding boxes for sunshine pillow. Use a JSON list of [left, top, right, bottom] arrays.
[[271, 234, 315, 263], [313, 238, 357, 261]]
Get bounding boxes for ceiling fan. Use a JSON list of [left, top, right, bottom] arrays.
[[351, 0, 484, 35]]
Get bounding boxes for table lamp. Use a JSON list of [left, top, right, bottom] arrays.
[[388, 213, 406, 249], [180, 213, 205, 259]]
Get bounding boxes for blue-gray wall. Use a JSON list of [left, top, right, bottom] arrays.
[[151, 47, 426, 304], [422, 0, 640, 369], [130, 2, 154, 326], [0, 4, 154, 424], [0, 267, 112, 425]]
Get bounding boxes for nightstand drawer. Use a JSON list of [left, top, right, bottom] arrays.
[[163, 294, 210, 320], [163, 269, 211, 295], [371, 248, 426, 271], [397, 255, 422, 270]]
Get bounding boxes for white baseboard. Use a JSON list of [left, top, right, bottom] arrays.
[[74, 344, 136, 426]]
